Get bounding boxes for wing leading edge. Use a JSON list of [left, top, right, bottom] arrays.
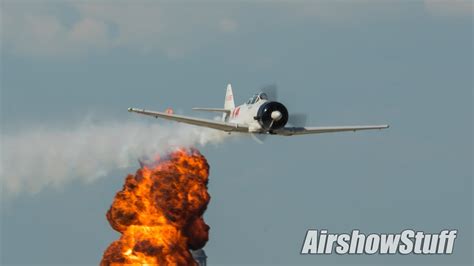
[[128, 107, 248, 132], [274, 125, 389, 136]]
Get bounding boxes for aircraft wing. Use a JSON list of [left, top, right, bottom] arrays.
[[274, 125, 389, 136], [192, 107, 231, 114], [128, 107, 248, 132]]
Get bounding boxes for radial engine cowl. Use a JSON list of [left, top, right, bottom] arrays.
[[256, 101, 289, 130]]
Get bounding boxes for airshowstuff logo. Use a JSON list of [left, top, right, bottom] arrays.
[[301, 229, 457, 255]]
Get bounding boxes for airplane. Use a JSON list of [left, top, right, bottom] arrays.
[[128, 84, 389, 139]]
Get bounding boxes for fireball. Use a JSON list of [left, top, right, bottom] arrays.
[[101, 148, 210, 266]]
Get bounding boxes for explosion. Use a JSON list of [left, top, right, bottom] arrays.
[[101, 148, 210, 265]]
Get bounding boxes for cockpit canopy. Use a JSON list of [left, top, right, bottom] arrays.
[[246, 92, 269, 105]]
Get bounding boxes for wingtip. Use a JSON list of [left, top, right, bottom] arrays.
[[128, 107, 133, 112]]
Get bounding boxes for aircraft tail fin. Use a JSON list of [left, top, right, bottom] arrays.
[[223, 83, 235, 121]]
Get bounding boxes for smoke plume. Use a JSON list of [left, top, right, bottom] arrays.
[[0, 120, 226, 197]]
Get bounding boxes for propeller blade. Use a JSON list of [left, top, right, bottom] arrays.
[[260, 84, 278, 101], [250, 133, 266, 144], [268, 119, 275, 130], [288, 113, 308, 127]]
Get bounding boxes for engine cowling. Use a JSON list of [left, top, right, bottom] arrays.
[[256, 101, 289, 130]]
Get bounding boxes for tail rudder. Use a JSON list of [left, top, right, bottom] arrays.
[[223, 83, 235, 121], [224, 83, 235, 109]]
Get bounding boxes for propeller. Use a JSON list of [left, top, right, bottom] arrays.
[[288, 113, 308, 127], [250, 133, 266, 144], [251, 110, 282, 144], [250, 84, 306, 144], [260, 84, 278, 101]]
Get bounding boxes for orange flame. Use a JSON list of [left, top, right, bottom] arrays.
[[101, 148, 210, 265]]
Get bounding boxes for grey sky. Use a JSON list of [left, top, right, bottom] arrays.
[[1, 1, 472, 265]]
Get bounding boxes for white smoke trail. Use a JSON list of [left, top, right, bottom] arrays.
[[0, 120, 228, 197]]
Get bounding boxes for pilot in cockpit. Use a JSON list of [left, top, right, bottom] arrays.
[[247, 93, 269, 105], [258, 92, 268, 101]]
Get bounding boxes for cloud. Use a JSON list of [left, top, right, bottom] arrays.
[[3, 1, 470, 58], [69, 17, 109, 47], [219, 18, 238, 33], [2, 4, 113, 56], [2, 1, 395, 58], [424, 0, 473, 16], [73, 3, 164, 51], [2, 2, 239, 57]]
